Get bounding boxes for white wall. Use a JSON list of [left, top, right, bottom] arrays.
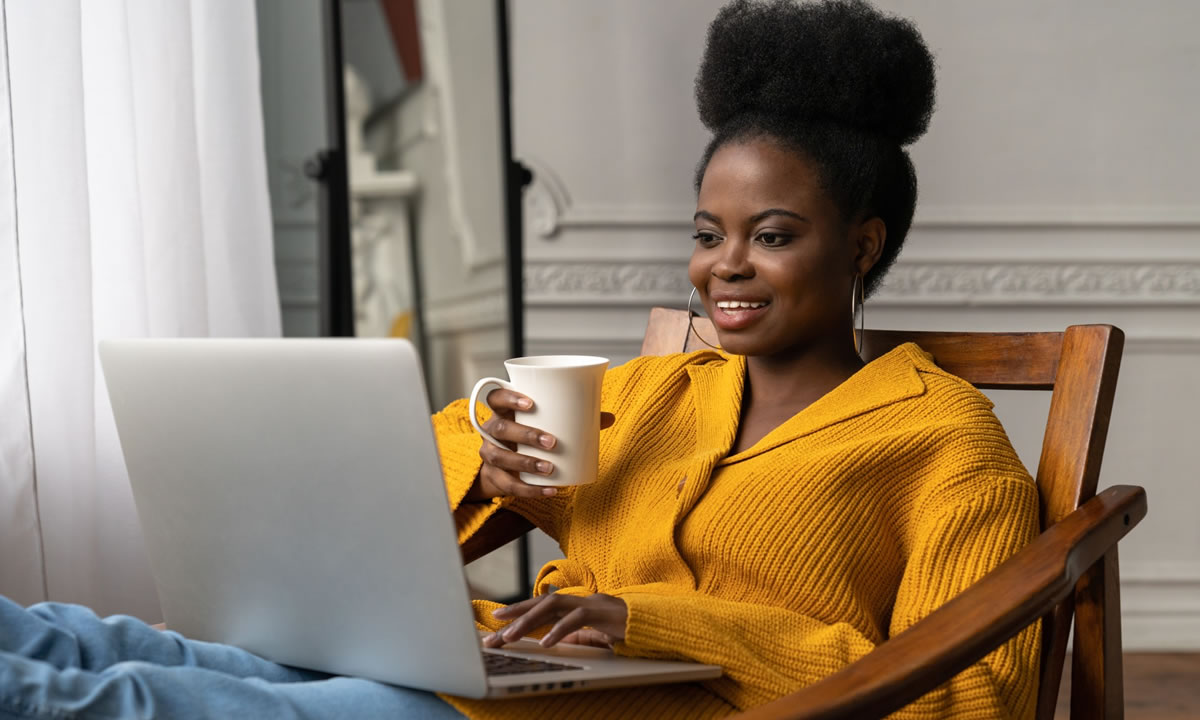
[[511, 0, 1200, 649]]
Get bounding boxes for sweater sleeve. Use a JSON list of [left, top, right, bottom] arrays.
[[612, 478, 1041, 719], [430, 398, 574, 544], [433, 354, 685, 547], [887, 478, 1041, 719]]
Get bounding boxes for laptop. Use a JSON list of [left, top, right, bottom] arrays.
[[98, 338, 721, 699]]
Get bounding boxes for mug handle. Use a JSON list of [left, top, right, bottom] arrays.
[[468, 377, 513, 448]]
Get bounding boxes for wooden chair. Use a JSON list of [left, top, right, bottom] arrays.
[[461, 307, 1147, 720]]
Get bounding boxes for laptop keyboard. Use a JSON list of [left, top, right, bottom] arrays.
[[483, 652, 585, 676]]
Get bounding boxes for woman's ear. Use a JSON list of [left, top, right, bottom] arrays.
[[853, 218, 887, 276]]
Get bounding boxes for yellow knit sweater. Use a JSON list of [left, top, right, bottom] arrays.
[[432, 344, 1040, 720]]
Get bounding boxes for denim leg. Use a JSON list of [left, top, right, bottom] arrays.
[[0, 597, 465, 719], [0, 651, 466, 720], [0, 596, 317, 680]]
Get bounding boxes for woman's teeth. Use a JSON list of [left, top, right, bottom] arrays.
[[716, 300, 768, 310]]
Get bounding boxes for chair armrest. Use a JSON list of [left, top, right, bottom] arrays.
[[731, 484, 1147, 720], [459, 508, 535, 565]]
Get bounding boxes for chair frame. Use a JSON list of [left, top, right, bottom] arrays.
[[462, 307, 1144, 720]]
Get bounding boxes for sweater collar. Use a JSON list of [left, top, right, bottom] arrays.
[[686, 343, 931, 465]]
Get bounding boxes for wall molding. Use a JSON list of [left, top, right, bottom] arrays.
[[523, 157, 572, 239], [1122, 560, 1200, 585], [525, 261, 691, 304], [913, 205, 1200, 229], [524, 196, 1200, 238], [1122, 565, 1200, 650], [524, 259, 1200, 306], [880, 261, 1200, 304], [1123, 616, 1200, 652]]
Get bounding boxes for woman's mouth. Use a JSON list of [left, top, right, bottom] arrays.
[[712, 299, 770, 331]]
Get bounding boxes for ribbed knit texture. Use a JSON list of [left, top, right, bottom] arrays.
[[431, 344, 1040, 720]]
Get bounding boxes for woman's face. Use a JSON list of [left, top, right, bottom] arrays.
[[688, 138, 881, 359]]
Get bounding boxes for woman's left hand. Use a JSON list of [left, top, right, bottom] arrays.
[[484, 593, 627, 649]]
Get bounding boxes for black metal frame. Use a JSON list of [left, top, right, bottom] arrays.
[[315, 0, 355, 337], [496, 0, 534, 601]]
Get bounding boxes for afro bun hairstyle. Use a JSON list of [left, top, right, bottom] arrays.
[[693, 0, 936, 297]]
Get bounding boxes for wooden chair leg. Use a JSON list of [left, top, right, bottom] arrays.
[[1070, 547, 1124, 719]]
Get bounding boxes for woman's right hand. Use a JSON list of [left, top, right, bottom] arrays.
[[469, 388, 560, 500]]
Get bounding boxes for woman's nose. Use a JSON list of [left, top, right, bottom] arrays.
[[712, 238, 754, 280]]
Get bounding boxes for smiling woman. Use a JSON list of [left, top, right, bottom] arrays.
[[685, 0, 931, 454], [0, 2, 1042, 720], [448, 2, 1038, 719]]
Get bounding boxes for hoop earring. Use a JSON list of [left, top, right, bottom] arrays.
[[851, 274, 865, 358], [686, 287, 721, 351]]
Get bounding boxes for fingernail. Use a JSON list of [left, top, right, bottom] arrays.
[[537, 461, 553, 474], [542, 487, 557, 496], [492, 606, 510, 617], [538, 434, 555, 449], [518, 398, 532, 409]]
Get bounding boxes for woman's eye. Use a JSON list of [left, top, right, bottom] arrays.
[[756, 233, 790, 247], [692, 232, 722, 247]]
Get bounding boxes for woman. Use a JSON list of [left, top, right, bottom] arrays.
[[0, 1, 1039, 718]]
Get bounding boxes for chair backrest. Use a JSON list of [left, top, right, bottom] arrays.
[[641, 307, 1125, 720]]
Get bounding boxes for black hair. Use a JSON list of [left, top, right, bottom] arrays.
[[694, 0, 936, 297]]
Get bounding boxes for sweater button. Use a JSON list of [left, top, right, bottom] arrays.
[[676, 476, 686, 495]]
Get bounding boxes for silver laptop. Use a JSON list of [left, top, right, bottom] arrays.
[[98, 338, 721, 699]]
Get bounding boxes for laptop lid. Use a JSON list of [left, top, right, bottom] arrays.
[[99, 338, 492, 698]]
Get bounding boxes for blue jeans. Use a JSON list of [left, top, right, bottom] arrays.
[[0, 596, 466, 719]]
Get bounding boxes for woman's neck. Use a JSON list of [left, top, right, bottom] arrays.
[[748, 341, 863, 406], [731, 343, 864, 454]]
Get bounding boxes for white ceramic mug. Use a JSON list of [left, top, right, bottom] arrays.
[[468, 355, 609, 487]]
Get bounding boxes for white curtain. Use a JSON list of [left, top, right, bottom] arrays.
[[0, 0, 280, 620]]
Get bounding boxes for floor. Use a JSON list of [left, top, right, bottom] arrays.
[[1054, 653, 1200, 719]]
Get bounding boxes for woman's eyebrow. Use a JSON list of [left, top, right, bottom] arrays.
[[693, 208, 810, 225], [749, 208, 810, 224]]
